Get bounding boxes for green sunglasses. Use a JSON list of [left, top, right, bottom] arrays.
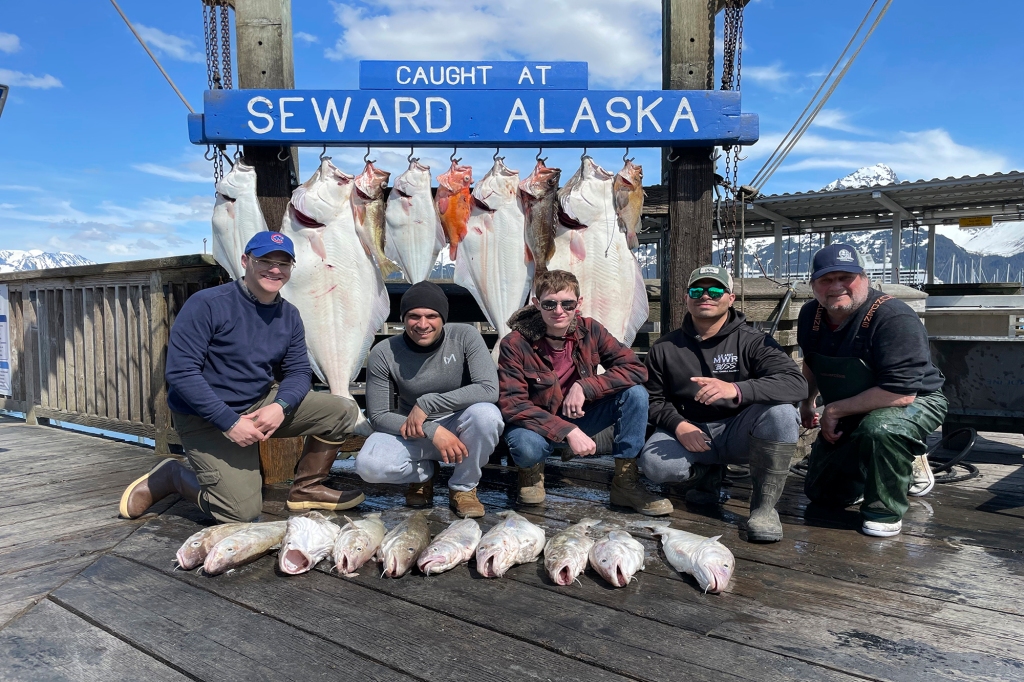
[[687, 286, 728, 300]]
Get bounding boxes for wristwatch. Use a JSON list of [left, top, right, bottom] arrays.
[[273, 398, 294, 416]]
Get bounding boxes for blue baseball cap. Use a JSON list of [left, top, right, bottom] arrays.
[[244, 231, 295, 260], [810, 243, 865, 280]]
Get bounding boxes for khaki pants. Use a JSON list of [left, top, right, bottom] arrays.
[[172, 388, 360, 523]]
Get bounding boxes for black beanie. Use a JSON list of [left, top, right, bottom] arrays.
[[400, 281, 449, 322]]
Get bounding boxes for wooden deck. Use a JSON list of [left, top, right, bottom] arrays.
[[1, 414, 1023, 682]]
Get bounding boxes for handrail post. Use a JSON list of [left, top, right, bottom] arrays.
[[149, 271, 171, 454], [21, 288, 38, 425]]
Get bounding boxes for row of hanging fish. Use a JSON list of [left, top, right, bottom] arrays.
[[174, 511, 734, 593], [211, 154, 650, 387]]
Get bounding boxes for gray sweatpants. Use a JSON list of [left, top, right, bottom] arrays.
[[639, 403, 799, 484], [355, 403, 504, 492]]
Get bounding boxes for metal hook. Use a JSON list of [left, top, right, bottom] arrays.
[[233, 147, 243, 162], [407, 147, 416, 163], [536, 147, 544, 162], [666, 148, 680, 164], [581, 147, 588, 161], [493, 147, 501, 161], [623, 147, 632, 163], [363, 146, 374, 164], [204, 145, 216, 161], [319, 145, 331, 162], [450, 147, 460, 164], [277, 147, 290, 162]]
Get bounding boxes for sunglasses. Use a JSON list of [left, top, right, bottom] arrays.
[[251, 257, 294, 272], [539, 299, 578, 312], [688, 286, 727, 300]]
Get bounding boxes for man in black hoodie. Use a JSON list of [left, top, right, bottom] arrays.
[[640, 265, 807, 542]]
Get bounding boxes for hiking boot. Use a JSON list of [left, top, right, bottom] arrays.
[[909, 452, 935, 497], [745, 437, 795, 543], [450, 488, 485, 518], [119, 458, 200, 519], [287, 436, 364, 511], [406, 464, 436, 508], [679, 464, 724, 506], [610, 458, 673, 516], [518, 462, 546, 505], [862, 518, 902, 537]]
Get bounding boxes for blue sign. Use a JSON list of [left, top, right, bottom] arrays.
[[189, 89, 758, 148], [359, 61, 589, 90]]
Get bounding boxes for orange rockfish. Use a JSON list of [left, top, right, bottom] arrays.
[[436, 160, 473, 260]]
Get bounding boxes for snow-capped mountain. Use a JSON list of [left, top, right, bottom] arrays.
[[0, 250, 95, 273], [820, 164, 900, 192], [935, 223, 1024, 257]]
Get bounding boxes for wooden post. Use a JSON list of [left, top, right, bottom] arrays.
[[890, 214, 902, 285], [235, 0, 298, 230], [663, 0, 715, 330], [22, 289, 38, 424], [926, 224, 936, 285], [149, 272, 172, 455]]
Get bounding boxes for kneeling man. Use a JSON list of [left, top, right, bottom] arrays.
[[498, 269, 671, 516], [640, 265, 807, 542], [799, 244, 946, 537], [120, 232, 364, 523], [355, 281, 503, 518]]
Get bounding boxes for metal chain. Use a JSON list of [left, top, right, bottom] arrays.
[[219, 2, 232, 89], [203, 1, 234, 187], [716, 0, 745, 275], [706, 0, 716, 90]]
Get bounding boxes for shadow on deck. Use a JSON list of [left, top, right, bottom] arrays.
[[1, 414, 1023, 681]]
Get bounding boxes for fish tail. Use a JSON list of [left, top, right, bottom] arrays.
[[377, 257, 400, 278]]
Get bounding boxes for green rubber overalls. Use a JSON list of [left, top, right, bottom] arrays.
[[802, 296, 947, 524]]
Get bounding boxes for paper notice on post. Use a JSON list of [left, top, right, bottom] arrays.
[[0, 284, 10, 396]]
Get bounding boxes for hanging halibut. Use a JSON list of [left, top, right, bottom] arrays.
[[547, 156, 649, 346], [519, 159, 561, 274], [384, 159, 445, 283], [454, 158, 533, 359], [613, 159, 644, 250], [211, 161, 268, 280], [352, 161, 398, 278], [436, 159, 474, 260], [280, 159, 390, 436]]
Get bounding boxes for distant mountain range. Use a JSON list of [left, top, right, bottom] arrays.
[[0, 250, 95, 273]]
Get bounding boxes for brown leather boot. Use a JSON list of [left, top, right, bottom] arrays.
[[405, 464, 436, 508], [610, 457, 673, 516], [119, 458, 200, 519], [287, 436, 365, 511], [517, 462, 546, 505], [449, 488, 485, 518]]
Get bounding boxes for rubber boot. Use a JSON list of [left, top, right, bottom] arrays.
[[287, 436, 365, 511], [518, 462, 546, 505], [450, 488, 486, 518], [746, 436, 796, 543], [119, 458, 201, 519], [405, 463, 436, 508], [610, 458, 673, 516]]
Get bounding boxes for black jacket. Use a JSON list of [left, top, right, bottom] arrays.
[[646, 309, 807, 432]]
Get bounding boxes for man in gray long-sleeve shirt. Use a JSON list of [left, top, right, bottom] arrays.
[[355, 282, 503, 518]]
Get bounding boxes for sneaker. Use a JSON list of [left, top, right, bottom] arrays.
[[909, 453, 935, 497], [862, 518, 902, 537]]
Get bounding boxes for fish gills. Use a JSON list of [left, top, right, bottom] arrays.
[[589, 530, 646, 588], [202, 520, 288, 576], [384, 160, 445, 283], [353, 162, 398, 277], [519, 159, 561, 274], [436, 160, 474, 260], [379, 512, 432, 578], [332, 513, 387, 576], [211, 162, 268, 280], [417, 518, 483, 576], [475, 510, 546, 578], [612, 159, 644, 250], [176, 522, 250, 570], [279, 511, 342, 576], [543, 518, 601, 586]]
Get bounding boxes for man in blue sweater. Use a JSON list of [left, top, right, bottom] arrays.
[[119, 232, 364, 523]]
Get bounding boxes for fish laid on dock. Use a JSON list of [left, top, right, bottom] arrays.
[[589, 529, 645, 588], [332, 513, 387, 577], [436, 159, 473, 260], [211, 161, 268, 280], [176, 522, 249, 570], [280, 159, 390, 436], [454, 158, 533, 358], [475, 510, 546, 578], [385, 159, 445, 283], [279, 512, 341, 576], [352, 161, 398, 278], [638, 521, 735, 594], [202, 520, 288, 576], [548, 156, 649, 346], [544, 518, 601, 586], [417, 518, 482, 576], [519, 159, 561, 274], [379, 512, 431, 578]]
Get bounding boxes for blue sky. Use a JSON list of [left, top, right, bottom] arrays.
[[1, 0, 1020, 263]]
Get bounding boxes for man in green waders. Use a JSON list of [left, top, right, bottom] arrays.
[[798, 244, 947, 537]]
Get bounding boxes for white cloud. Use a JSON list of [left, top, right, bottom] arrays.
[[133, 163, 211, 183], [742, 63, 792, 91], [327, 0, 662, 87], [134, 24, 204, 64], [0, 185, 43, 192], [0, 32, 20, 54], [295, 32, 319, 44], [810, 108, 866, 134], [0, 68, 62, 89]]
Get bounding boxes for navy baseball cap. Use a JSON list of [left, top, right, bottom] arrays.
[[810, 243, 865, 280], [245, 231, 295, 260]]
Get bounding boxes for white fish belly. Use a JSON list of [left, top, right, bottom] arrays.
[[385, 194, 444, 283]]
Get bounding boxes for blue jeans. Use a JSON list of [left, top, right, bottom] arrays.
[[504, 385, 648, 468]]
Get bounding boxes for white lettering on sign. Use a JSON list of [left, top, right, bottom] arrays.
[[279, 97, 305, 133], [605, 97, 631, 133], [537, 65, 551, 85], [359, 98, 389, 133], [425, 97, 451, 133], [446, 66, 460, 85], [570, 98, 599, 134], [504, 98, 533, 133], [636, 96, 662, 133], [396, 66, 412, 85], [394, 97, 420, 133], [247, 96, 274, 134], [311, 97, 351, 132], [478, 65, 491, 85], [538, 98, 563, 134], [669, 97, 699, 133], [413, 67, 428, 85], [518, 67, 534, 85]]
